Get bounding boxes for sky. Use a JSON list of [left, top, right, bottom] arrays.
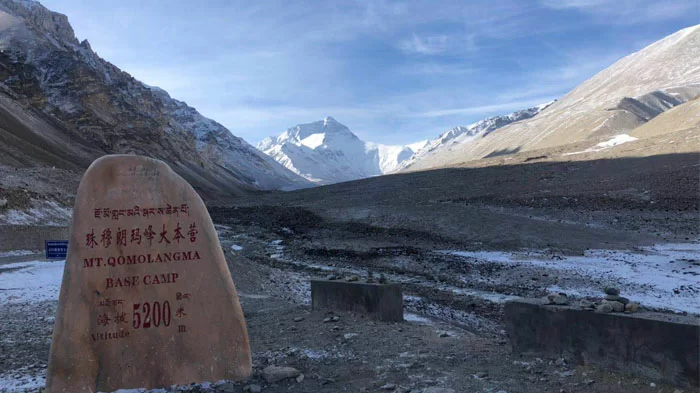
[[40, 0, 700, 146]]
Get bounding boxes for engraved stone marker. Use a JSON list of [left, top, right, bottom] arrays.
[[46, 155, 251, 393]]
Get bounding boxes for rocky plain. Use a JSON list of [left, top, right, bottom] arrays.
[[2, 151, 699, 393]]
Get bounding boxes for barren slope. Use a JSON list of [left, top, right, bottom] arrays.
[[405, 25, 700, 171]]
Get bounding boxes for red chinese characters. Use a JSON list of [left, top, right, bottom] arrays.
[[84, 222, 198, 249]]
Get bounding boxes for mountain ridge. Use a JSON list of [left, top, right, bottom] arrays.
[[0, 0, 310, 200], [402, 24, 700, 171]]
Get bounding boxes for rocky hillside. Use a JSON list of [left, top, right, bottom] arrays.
[[404, 25, 700, 171], [400, 102, 553, 170], [0, 0, 309, 202], [257, 117, 425, 185]]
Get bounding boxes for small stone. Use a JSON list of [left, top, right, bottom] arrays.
[[579, 300, 596, 310], [439, 332, 450, 338], [378, 274, 387, 284], [296, 374, 305, 383], [584, 379, 595, 385], [553, 294, 569, 305], [244, 385, 262, 393], [604, 287, 620, 296], [625, 302, 640, 313], [326, 274, 338, 280], [604, 300, 625, 312], [596, 303, 613, 313], [344, 333, 358, 340], [673, 389, 683, 393], [604, 294, 630, 305], [263, 365, 301, 383], [650, 382, 656, 387], [323, 317, 332, 323], [555, 358, 567, 367], [332, 316, 340, 322], [293, 316, 304, 322], [380, 383, 397, 390], [423, 388, 456, 393], [346, 275, 360, 282], [475, 371, 488, 379]]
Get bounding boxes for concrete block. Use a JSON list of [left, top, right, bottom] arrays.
[[311, 280, 403, 322], [504, 299, 700, 388]]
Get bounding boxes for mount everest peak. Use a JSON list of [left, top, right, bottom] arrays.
[[257, 118, 422, 185]]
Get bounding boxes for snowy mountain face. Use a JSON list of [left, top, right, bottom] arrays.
[[257, 117, 424, 185], [0, 0, 309, 197], [400, 103, 553, 170]]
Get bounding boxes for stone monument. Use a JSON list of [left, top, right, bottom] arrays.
[[46, 155, 251, 392]]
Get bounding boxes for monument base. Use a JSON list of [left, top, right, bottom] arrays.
[[504, 299, 699, 388], [311, 280, 403, 322]]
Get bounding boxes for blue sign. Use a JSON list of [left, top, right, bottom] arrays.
[[45, 240, 68, 259]]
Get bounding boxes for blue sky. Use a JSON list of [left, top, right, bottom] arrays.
[[41, 0, 699, 145]]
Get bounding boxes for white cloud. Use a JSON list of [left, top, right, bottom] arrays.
[[398, 34, 452, 55], [539, 0, 699, 24], [405, 97, 558, 118]]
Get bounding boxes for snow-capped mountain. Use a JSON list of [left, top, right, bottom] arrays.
[[403, 24, 700, 171], [400, 102, 554, 170], [0, 0, 309, 198], [257, 117, 424, 184]]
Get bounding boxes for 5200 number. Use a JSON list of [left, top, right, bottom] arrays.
[[132, 301, 171, 329]]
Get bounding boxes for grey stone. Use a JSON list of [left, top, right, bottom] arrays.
[[475, 371, 488, 379], [380, 383, 397, 390], [244, 384, 262, 393], [293, 316, 304, 322], [604, 300, 625, 312], [346, 275, 360, 282], [596, 303, 613, 313], [553, 294, 569, 305], [422, 388, 456, 393], [625, 302, 640, 313], [296, 374, 305, 383], [604, 287, 620, 296], [263, 365, 301, 383], [579, 300, 596, 310]]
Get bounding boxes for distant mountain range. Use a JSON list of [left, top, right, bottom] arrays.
[[402, 24, 700, 171], [0, 0, 698, 208], [257, 104, 553, 184]]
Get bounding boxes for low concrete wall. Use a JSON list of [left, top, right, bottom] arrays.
[[0, 225, 70, 252], [504, 299, 700, 388], [311, 280, 403, 322]]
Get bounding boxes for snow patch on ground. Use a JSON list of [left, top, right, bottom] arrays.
[[0, 200, 72, 226], [0, 260, 64, 304], [230, 244, 243, 251], [445, 243, 700, 314], [0, 369, 45, 392], [563, 134, 638, 156], [404, 313, 433, 325], [0, 249, 37, 258]]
